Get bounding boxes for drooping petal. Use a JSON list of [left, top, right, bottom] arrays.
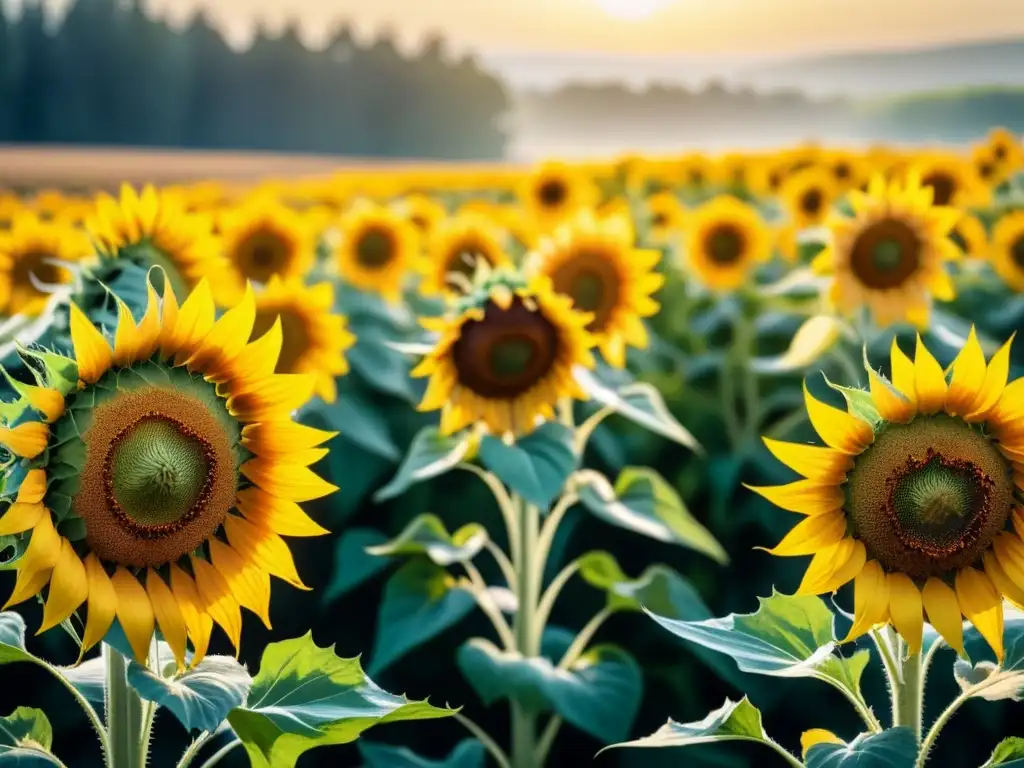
[[913, 334, 947, 415], [803, 382, 873, 455], [984, 550, 1024, 611], [208, 538, 272, 628], [956, 566, 1005, 663], [79, 554, 117, 659], [0, 502, 45, 537], [4, 514, 61, 609], [235, 487, 329, 537], [240, 458, 337, 503], [945, 326, 986, 415], [868, 369, 916, 423], [812, 539, 866, 595], [922, 577, 965, 657], [19, 385, 64, 423], [16, 470, 47, 505], [744, 479, 845, 515], [145, 569, 188, 672], [190, 556, 242, 655], [111, 567, 155, 663], [223, 514, 309, 590], [759, 510, 847, 556], [761, 437, 853, 483], [887, 572, 924, 655], [69, 303, 113, 384], [967, 333, 1015, 421], [0, 422, 50, 459], [169, 563, 212, 666], [37, 539, 88, 634], [841, 559, 889, 642], [797, 538, 856, 595]]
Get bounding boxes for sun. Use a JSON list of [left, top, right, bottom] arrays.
[[594, 0, 671, 20]]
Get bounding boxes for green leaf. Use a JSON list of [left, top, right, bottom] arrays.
[[61, 657, 105, 704], [646, 591, 869, 694], [456, 638, 641, 744], [0, 613, 33, 665], [227, 633, 455, 768], [347, 320, 418, 403], [576, 370, 701, 450], [824, 376, 881, 427], [359, 739, 485, 768], [375, 426, 471, 502], [0, 536, 24, 572], [957, 612, 1024, 701], [126, 654, 251, 733], [312, 386, 400, 461], [479, 422, 576, 510], [601, 697, 785, 759], [369, 560, 476, 674], [367, 514, 487, 566], [805, 728, 918, 767], [982, 737, 1024, 766], [323, 528, 391, 604], [577, 468, 728, 563], [0, 707, 60, 766], [578, 551, 628, 590]]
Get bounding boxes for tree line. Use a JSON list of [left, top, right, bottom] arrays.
[[0, 0, 510, 159]]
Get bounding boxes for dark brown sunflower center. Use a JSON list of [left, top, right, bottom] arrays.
[[451, 297, 559, 399], [251, 307, 310, 374], [445, 240, 492, 282], [689, 170, 705, 186], [1011, 235, 1024, 269], [705, 225, 745, 265], [410, 215, 429, 231], [835, 163, 851, 181], [538, 180, 568, 208], [846, 415, 1013, 579], [979, 162, 995, 180], [355, 227, 396, 269], [994, 144, 1008, 161], [948, 228, 969, 254], [849, 218, 921, 289], [13, 251, 65, 290], [922, 172, 957, 207], [551, 250, 621, 332], [651, 212, 668, 227], [768, 171, 783, 190], [74, 387, 238, 568], [235, 228, 291, 283], [800, 188, 824, 216]]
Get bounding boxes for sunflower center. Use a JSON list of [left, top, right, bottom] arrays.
[[1011, 235, 1024, 269], [451, 297, 558, 398], [109, 417, 211, 527], [410, 215, 429, 231], [835, 163, 851, 181], [355, 227, 396, 269], [235, 229, 290, 283], [446, 242, 490, 282], [994, 144, 1008, 161], [538, 180, 567, 208], [846, 415, 1013, 579], [979, 162, 995, 180], [849, 218, 921, 289], [949, 228, 969, 254], [13, 251, 65, 290], [706, 225, 745, 265], [689, 170, 705, 186], [551, 250, 621, 332], [800, 189, 824, 216], [651, 212, 667, 227], [922, 172, 957, 207]]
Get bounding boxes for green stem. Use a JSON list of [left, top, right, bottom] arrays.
[[462, 560, 516, 650], [916, 662, 1007, 768], [574, 407, 614, 453], [534, 716, 563, 765], [870, 628, 902, 729], [484, 540, 516, 589], [175, 732, 212, 768], [557, 607, 614, 671], [38, 659, 110, 762], [735, 314, 761, 446], [535, 561, 580, 634], [511, 496, 541, 768], [455, 713, 511, 768], [766, 739, 807, 768], [197, 739, 241, 768], [893, 642, 924, 744], [104, 644, 146, 768]]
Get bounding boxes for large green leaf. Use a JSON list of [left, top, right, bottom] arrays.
[[126, 653, 251, 733], [577, 468, 727, 563], [369, 560, 476, 674], [0, 613, 32, 665], [323, 528, 392, 604], [805, 728, 917, 768], [367, 514, 487, 566], [0, 707, 60, 766], [375, 426, 472, 502], [646, 591, 869, 695], [576, 370, 700, 450], [479, 422, 576, 510], [359, 739, 485, 768], [227, 634, 455, 768], [61, 657, 105, 704], [456, 638, 641, 743], [312, 384, 400, 461], [956, 612, 1024, 701], [347, 319, 418, 403], [982, 737, 1024, 766]]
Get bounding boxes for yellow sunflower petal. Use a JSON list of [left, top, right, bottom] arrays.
[[79, 553, 117, 659], [984, 550, 1024, 611], [801, 729, 844, 759], [889, 338, 916, 403], [0, 502, 45, 537], [758, 509, 847, 556], [887, 572, 924, 655], [0, 422, 50, 459], [841, 559, 889, 643], [168, 280, 216, 363], [209, 538, 272, 629], [761, 437, 853, 483], [804, 382, 872, 455], [223, 514, 309, 590], [946, 326, 986, 416], [37, 539, 87, 634], [4, 514, 61, 609], [111, 567, 155, 663], [922, 577, 965, 657], [914, 334, 947, 415], [240, 458, 337, 503], [16, 470, 47, 505], [797, 538, 855, 595], [240, 422, 337, 458], [235, 486, 329, 537], [111, 296, 140, 368], [190, 556, 242, 655], [145, 569, 188, 672], [868, 369, 916, 423], [955, 566, 1004, 663], [69, 302, 113, 384], [744, 479, 845, 515], [20, 385, 64, 423], [967, 333, 1015, 421], [185, 283, 257, 377], [131, 282, 163, 363], [169, 564, 212, 666], [813, 540, 866, 594], [225, 318, 283, 386]]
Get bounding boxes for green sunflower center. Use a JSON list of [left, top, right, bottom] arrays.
[[1011, 235, 1024, 269], [489, 337, 536, 378], [356, 227, 396, 269], [110, 417, 211, 527], [706, 226, 744, 265], [551, 250, 621, 332], [872, 239, 905, 272], [846, 415, 1013, 579]]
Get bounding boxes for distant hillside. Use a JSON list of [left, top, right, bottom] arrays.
[[740, 37, 1024, 97]]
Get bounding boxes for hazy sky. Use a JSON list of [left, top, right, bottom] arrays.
[[115, 0, 1024, 56]]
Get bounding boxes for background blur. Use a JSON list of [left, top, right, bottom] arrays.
[[1, 1, 1021, 766]]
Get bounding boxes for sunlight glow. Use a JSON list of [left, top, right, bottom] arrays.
[[593, 0, 673, 21]]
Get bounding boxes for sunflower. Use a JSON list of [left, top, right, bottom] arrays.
[[401, 194, 448, 236], [986, 127, 1023, 173], [749, 330, 1024, 660], [420, 213, 511, 297], [905, 153, 991, 208], [989, 211, 1024, 292], [526, 212, 663, 368], [218, 197, 317, 304], [947, 212, 989, 260], [519, 161, 597, 229], [335, 202, 420, 302], [0, 212, 91, 316], [813, 174, 959, 327], [87, 184, 229, 301], [249, 276, 354, 403], [781, 167, 838, 230], [0, 194, 24, 231], [971, 145, 1007, 189], [645, 192, 685, 243], [413, 273, 596, 436], [749, 156, 791, 198], [684, 195, 772, 292], [0, 278, 335, 668], [824, 150, 869, 193], [679, 153, 715, 190]]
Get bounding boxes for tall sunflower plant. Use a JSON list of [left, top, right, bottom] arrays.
[[0, 271, 455, 768], [325, 245, 735, 768]]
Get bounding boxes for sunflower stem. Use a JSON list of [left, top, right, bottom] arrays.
[[893, 640, 924, 743], [510, 495, 542, 768], [104, 644, 146, 768]]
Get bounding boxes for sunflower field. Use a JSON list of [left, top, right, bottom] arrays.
[[1, 128, 1024, 768]]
